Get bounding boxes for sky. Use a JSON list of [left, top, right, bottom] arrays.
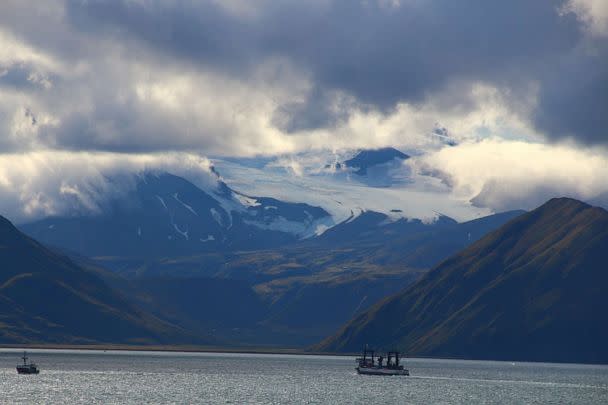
[[0, 0, 607, 222]]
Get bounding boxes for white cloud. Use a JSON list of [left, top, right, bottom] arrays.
[[0, 1, 593, 157], [0, 23, 539, 157], [0, 1, 605, 227], [418, 139, 608, 211], [563, 0, 608, 37], [2, 139, 607, 226], [275, 81, 540, 154], [0, 150, 216, 223]]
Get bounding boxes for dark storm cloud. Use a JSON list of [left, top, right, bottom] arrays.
[[64, 0, 259, 74], [533, 41, 608, 144], [59, 0, 606, 144], [275, 1, 580, 107], [272, 87, 359, 133], [65, 0, 580, 100]]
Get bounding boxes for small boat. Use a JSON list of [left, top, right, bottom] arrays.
[[16, 351, 40, 374], [356, 346, 409, 376]]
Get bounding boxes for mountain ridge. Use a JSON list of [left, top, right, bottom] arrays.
[[0, 214, 202, 344], [20, 172, 332, 257], [343, 147, 410, 175], [317, 198, 608, 364], [94, 208, 523, 345]]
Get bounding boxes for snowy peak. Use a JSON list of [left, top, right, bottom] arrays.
[[343, 147, 410, 175], [236, 194, 332, 239], [137, 172, 332, 240], [20, 171, 333, 257], [212, 150, 492, 225]]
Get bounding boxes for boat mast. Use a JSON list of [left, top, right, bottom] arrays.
[[22, 351, 27, 365]]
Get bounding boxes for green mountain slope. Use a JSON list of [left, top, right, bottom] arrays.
[[0, 215, 198, 344], [318, 198, 608, 364]]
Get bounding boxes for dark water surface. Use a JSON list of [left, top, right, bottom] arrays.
[[1, 349, 607, 404]]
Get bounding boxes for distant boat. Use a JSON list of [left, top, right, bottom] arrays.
[[16, 351, 40, 374], [356, 346, 409, 376]]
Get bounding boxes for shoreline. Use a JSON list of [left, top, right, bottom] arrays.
[[0, 343, 356, 357], [2, 344, 606, 366]]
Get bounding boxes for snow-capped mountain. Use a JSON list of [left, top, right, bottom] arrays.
[[320, 147, 413, 188], [19, 145, 494, 259], [212, 148, 491, 225], [20, 172, 333, 257], [342, 147, 410, 175]]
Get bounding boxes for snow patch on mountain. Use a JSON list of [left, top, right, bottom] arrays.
[[211, 150, 491, 224], [173, 223, 189, 240], [156, 195, 168, 211], [210, 208, 224, 227], [173, 193, 198, 216], [243, 214, 335, 239], [233, 193, 261, 207]]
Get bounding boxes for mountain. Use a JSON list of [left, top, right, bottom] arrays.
[[588, 192, 608, 210], [20, 172, 331, 258], [292, 209, 524, 271], [0, 215, 196, 344], [13, 167, 525, 347], [343, 147, 410, 175], [364, 209, 526, 269], [95, 209, 522, 345], [213, 151, 491, 224], [318, 198, 608, 364], [112, 277, 277, 346], [310, 211, 457, 246]]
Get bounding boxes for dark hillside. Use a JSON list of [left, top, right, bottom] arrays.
[[318, 198, 608, 364], [0, 215, 198, 344]]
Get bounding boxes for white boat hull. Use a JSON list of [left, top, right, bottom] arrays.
[[356, 366, 409, 376]]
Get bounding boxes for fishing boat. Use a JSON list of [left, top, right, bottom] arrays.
[[356, 347, 409, 376], [16, 351, 40, 374]]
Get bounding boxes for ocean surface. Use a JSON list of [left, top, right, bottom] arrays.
[[1, 349, 607, 404]]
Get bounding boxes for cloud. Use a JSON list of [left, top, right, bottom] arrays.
[[0, 0, 604, 157], [418, 139, 608, 211], [563, 0, 608, 37], [0, 151, 216, 223], [2, 140, 607, 226], [532, 40, 608, 145], [59, 0, 604, 146], [0, 1, 606, 224]]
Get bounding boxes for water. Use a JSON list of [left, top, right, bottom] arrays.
[[1, 349, 607, 404]]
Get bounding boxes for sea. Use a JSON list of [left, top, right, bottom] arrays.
[[1, 349, 607, 404]]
